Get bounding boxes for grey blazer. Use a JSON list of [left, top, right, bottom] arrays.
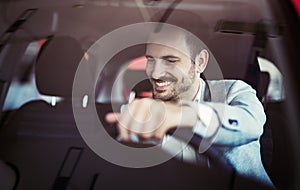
[[204, 80, 273, 186], [162, 79, 274, 187]]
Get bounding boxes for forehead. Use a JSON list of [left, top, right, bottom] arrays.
[[146, 44, 187, 60], [146, 31, 191, 58]]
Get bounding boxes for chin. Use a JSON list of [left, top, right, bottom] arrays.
[[153, 92, 177, 102]]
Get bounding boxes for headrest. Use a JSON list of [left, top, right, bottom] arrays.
[[35, 36, 84, 97]]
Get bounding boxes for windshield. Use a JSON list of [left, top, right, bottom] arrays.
[[0, 1, 299, 190]]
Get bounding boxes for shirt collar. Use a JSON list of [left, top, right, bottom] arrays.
[[194, 78, 206, 103]]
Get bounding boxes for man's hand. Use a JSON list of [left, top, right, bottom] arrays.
[[105, 98, 198, 141]]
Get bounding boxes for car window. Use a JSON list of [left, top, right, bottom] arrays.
[[2, 40, 61, 111]]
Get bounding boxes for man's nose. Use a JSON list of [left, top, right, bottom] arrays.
[[151, 61, 166, 79]]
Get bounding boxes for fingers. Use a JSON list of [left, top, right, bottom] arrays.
[[129, 100, 151, 135], [117, 123, 130, 141], [105, 112, 121, 123], [105, 99, 169, 142], [118, 100, 152, 141], [118, 104, 135, 141], [105, 112, 130, 141], [143, 102, 164, 139]]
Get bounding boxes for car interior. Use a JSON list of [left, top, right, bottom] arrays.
[[0, 0, 299, 189]]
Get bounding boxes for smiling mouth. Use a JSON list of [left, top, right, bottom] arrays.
[[153, 79, 172, 92]]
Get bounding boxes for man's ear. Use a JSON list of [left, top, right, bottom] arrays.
[[195, 49, 209, 74]]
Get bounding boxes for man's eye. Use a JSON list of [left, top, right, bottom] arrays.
[[166, 59, 178, 64], [147, 58, 155, 64]]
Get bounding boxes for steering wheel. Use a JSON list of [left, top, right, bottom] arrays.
[[166, 127, 235, 173]]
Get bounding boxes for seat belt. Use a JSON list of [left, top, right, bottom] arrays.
[[245, 23, 268, 95]]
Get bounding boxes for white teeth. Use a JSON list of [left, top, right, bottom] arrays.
[[156, 81, 171, 87]]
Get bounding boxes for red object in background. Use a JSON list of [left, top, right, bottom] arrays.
[[127, 56, 147, 70], [291, 0, 300, 18], [37, 39, 47, 50], [139, 91, 153, 98]]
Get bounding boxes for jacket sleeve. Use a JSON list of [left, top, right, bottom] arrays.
[[193, 80, 266, 146]]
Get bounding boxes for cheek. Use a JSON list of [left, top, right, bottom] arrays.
[[145, 65, 153, 77], [173, 67, 189, 79]]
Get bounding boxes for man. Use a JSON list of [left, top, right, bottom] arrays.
[[106, 26, 273, 187]]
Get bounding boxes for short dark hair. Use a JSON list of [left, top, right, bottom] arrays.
[[150, 9, 209, 61]]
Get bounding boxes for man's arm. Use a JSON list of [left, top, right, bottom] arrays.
[[191, 80, 266, 146], [105, 98, 198, 141], [106, 80, 266, 146]]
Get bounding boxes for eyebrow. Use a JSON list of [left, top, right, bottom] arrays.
[[145, 55, 181, 61]]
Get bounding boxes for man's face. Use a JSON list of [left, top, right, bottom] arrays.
[[145, 42, 198, 102]]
